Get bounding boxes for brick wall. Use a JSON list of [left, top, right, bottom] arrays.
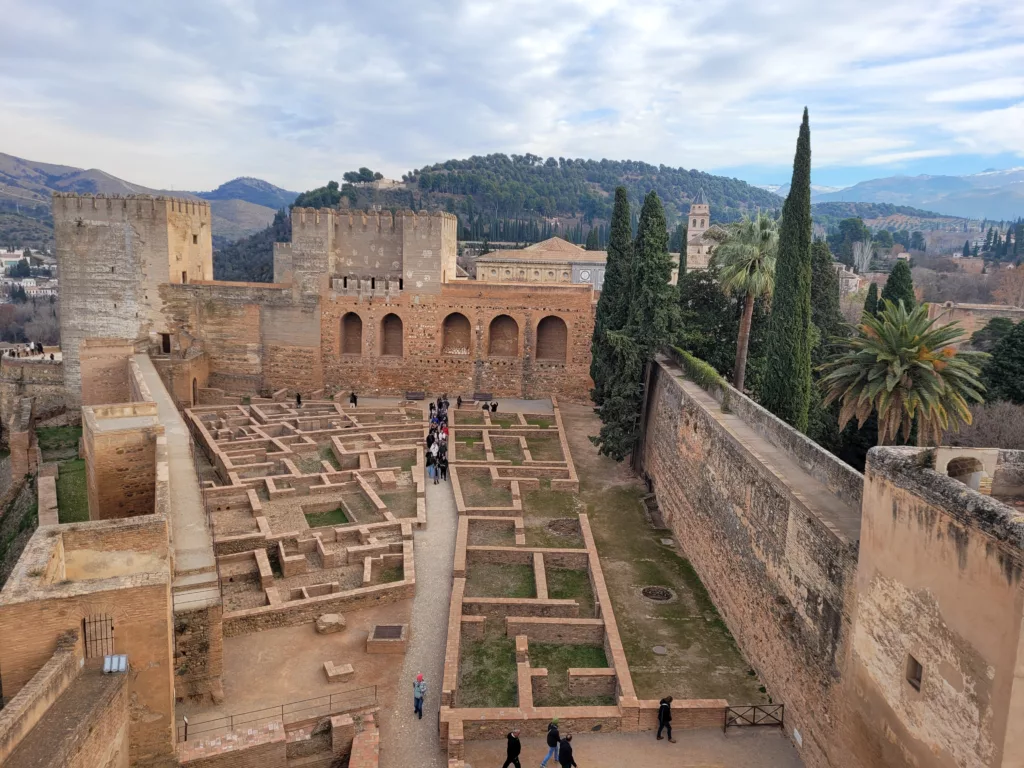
[[83, 405, 163, 520], [63, 673, 131, 768], [80, 339, 135, 406], [638, 361, 860, 768], [0, 359, 66, 445], [504, 617, 605, 644], [174, 603, 225, 702], [177, 720, 286, 767]]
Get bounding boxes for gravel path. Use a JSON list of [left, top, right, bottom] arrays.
[[378, 465, 457, 768]]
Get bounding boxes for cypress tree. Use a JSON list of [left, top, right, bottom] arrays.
[[761, 108, 814, 432], [981, 319, 1024, 404], [590, 188, 633, 405], [810, 240, 844, 359], [963, 240, 970, 258], [585, 227, 600, 251], [864, 282, 879, 317], [594, 191, 675, 461], [881, 260, 915, 310]]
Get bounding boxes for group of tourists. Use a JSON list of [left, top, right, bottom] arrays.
[[426, 394, 450, 484], [501, 720, 576, 768]]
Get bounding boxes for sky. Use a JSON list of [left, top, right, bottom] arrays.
[[1, 0, 1023, 193]]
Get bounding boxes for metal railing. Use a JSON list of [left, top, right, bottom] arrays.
[[724, 704, 784, 732], [177, 685, 377, 742]]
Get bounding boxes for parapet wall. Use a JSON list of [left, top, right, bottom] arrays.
[[638, 357, 861, 768], [0, 358, 66, 445]]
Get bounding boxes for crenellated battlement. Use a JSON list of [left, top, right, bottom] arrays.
[[289, 207, 456, 233], [51, 192, 210, 217]]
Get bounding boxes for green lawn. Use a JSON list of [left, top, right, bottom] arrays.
[[530, 642, 614, 707], [304, 507, 349, 528], [37, 426, 82, 462], [458, 625, 518, 707], [56, 459, 89, 523]]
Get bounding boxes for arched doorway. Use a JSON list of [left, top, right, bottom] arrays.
[[341, 313, 363, 355], [536, 316, 567, 362], [381, 314, 403, 357], [442, 313, 471, 355], [946, 456, 986, 491], [488, 315, 519, 357]]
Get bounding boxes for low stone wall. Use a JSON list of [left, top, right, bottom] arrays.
[[634, 699, 728, 731], [37, 473, 59, 527], [461, 597, 579, 619], [505, 617, 605, 644], [223, 580, 415, 636], [177, 720, 287, 766], [567, 668, 617, 697]]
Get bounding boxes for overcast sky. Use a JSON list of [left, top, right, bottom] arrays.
[[2, 0, 1022, 192]]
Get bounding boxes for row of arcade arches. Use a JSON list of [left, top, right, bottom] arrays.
[[339, 312, 567, 361]]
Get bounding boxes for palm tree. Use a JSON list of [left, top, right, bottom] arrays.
[[707, 212, 779, 392], [819, 300, 986, 446]]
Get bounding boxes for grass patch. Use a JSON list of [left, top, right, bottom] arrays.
[[491, 439, 524, 465], [458, 470, 513, 508], [547, 568, 595, 617], [294, 454, 326, 474], [527, 436, 563, 462], [490, 417, 517, 429], [379, 490, 418, 518], [458, 625, 517, 707], [529, 643, 613, 707], [456, 441, 486, 461], [341, 492, 378, 521], [318, 444, 340, 470], [378, 565, 403, 583], [465, 563, 534, 598], [468, 521, 516, 546], [522, 491, 583, 548], [37, 426, 82, 461], [526, 417, 553, 429], [56, 459, 89, 523], [304, 507, 349, 528], [455, 412, 485, 425]]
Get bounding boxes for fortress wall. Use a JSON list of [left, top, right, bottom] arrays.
[[399, 211, 457, 293], [639, 361, 860, 768], [927, 302, 1024, 341], [290, 206, 335, 275], [336, 210, 404, 279], [846, 449, 1024, 768]]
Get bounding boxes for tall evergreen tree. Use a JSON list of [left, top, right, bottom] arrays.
[[590, 188, 632, 405], [963, 240, 971, 258], [594, 192, 674, 461], [810, 241, 844, 358], [881, 260, 915, 310], [981, 319, 1024, 404], [584, 227, 600, 251], [863, 282, 879, 317], [761, 108, 814, 432]]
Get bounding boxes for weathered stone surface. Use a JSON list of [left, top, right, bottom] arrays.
[[315, 613, 346, 634]]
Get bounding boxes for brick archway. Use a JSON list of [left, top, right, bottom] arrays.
[[487, 315, 519, 357], [341, 312, 362, 355], [442, 313, 471, 355], [536, 315, 567, 362], [381, 313, 403, 357]]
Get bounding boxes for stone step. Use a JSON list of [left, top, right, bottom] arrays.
[[175, 548, 217, 577], [172, 571, 219, 593], [172, 586, 221, 611]]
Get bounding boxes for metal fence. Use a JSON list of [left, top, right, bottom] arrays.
[[723, 704, 784, 732], [177, 685, 378, 742]]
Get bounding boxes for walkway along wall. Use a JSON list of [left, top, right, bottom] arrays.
[[639, 354, 1024, 768]]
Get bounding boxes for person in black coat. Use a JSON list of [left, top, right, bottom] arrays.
[[558, 734, 576, 768], [657, 695, 676, 742], [501, 728, 522, 768], [540, 719, 560, 767]]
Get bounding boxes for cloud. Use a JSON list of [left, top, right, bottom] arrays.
[[0, 0, 1021, 190]]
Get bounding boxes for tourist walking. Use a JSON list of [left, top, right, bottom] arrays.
[[540, 719, 560, 767], [349, 391, 358, 407], [501, 728, 522, 768], [439, 456, 449, 482], [557, 734, 576, 768], [457, 395, 462, 409], [656, 696, 675, 742], [413, 673, 427, 719]]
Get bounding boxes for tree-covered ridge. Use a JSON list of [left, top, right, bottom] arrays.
[[406, 153, 781, 223]]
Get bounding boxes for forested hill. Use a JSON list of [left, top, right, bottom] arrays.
[[405, 154, 781, 224]]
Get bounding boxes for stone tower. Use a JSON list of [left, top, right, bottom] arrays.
[[686, 188, 711, 270], [53, 193, 213, 405]]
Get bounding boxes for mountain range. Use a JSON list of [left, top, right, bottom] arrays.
[[766, 168, 1024, 221], [0, 152, 299, 247]]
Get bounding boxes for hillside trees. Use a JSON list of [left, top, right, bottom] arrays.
[[213, 210, 291, 282], [981, 320, 1024, 404], [761, 108, 814, 432], [593, 192, 674, 461], [970, 317, 1016, 352], [994, 268, 1024, 307]]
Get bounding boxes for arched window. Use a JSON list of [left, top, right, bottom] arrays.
[[442, 312, 471, 355], [341, 312, 362, 355], [536, 316, 567, 362], [488, 315, 519, 357], [700, 219, 705, 227], [692, 218, 697, 227], [946, 456, 985, 491], [381, 313, 403, 356]]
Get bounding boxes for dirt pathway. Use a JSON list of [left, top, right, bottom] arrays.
[[378, 463, 458, 768]]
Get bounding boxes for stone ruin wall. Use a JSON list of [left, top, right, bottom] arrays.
[[639, 360, 862, 768], [0, 358, 66, 445]]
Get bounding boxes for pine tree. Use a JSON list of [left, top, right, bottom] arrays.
[[863, 282, 879, 317], [881, 260, 915, 310], [590, 188, 633, 405], [761, 108, 813, 432], [982, 320, 1024, 404], [594, 192, 674, 461]]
